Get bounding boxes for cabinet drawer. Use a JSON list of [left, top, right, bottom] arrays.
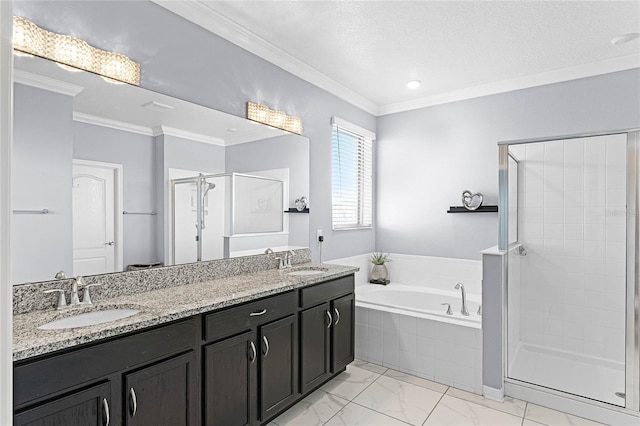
[[14, 318, 197, 409], [204, 291, 297, 342], [299, 275, 354, 309]]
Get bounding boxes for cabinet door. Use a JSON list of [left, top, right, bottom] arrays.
[[331, 293, 355, 372], [204, 331, 257, 426], [259, 315, 298, 422], [14, 382, 111, 426], [124, 351, 196, 426], [300, 302, 331, 394]]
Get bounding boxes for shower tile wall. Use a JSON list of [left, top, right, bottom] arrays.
[[516, 134, 627, 363]]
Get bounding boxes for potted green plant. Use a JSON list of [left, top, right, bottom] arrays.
[[369, 252, 391, 285]]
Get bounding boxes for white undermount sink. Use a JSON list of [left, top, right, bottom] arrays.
[[38, 309, 140, 330], [287, 267, 328, 276]]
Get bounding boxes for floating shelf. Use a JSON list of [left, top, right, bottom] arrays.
[[447, 205, 498, 213], [285, 208, 309, 213]]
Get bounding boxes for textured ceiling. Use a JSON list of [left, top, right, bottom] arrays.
[[167, 1, 640, 114]]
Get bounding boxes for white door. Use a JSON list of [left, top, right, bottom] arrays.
[[72, 160, 122, 276]]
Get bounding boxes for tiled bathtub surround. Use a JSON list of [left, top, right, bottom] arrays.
[[356, 307, 483, 394], [329, 253, 483, 394], [14, 248, 310, 315]]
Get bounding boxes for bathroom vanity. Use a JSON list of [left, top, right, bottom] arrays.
[[12, 263, 356, 426]]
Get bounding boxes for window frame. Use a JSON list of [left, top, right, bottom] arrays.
[[330, 117, 375, 231]]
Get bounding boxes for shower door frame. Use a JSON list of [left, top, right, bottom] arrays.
[[498, 128, 640, 413]]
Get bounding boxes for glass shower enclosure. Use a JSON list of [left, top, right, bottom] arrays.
[[499, 130, 639, 412], [171, 172, 284, 264]]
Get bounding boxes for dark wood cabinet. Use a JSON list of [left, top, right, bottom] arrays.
[[124, 351, 197, 426], [259, 315, 298, 421], [299, 276, 355, 395], [300, 302, 331, 394], [14, 382, 111, 426], [204, 331, 256, 426], [331, 293, 355, 372], [15, 274, 355, 426]]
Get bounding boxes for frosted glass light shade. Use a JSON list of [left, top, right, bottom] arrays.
[[247, 101, 303, 135], [12, 16, 140, 86]]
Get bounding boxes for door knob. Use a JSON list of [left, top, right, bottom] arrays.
[[105, 241, 115, 246]]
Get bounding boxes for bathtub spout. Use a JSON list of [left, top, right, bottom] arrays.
[[454, 282, 469, 316]]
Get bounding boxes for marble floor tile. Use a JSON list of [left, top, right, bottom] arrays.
[[445, 387, 527, 417], [524, 403, 606, 426], [320, 365, 381, 401], [424, 395, 523, 426], [323, 402, 409, 426], [353, 375, 442, 425], [523, 419, 547, 426], [384, 368, 449, 393], [352, 359, 389, 374], [272, 389, 348, 426]]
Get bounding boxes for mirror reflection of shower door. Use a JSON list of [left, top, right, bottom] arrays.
[[507, 134, 629, 407], [172, 175, 225, 264]]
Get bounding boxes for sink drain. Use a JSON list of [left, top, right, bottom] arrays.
[[615, 392, 626, 399]]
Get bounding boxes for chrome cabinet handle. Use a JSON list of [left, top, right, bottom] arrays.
[[326, 310, 333, 329], [250, 309, 267, 316], [334, 307, 340, 326], [262, 335, 270, 358], [105, 241, 115, 246], [249, 341, 257, 363], [102, 398, 110, 426], [129, 387, 137, 417]]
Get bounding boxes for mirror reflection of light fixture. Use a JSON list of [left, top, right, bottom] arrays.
[[12, 16, 141, 86], [247, 101, 303, 135]]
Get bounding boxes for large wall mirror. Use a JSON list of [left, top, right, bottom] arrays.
[[11, 55, 310, 285]]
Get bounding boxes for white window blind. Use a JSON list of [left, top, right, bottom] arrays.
[[331, 120, 373, 230]]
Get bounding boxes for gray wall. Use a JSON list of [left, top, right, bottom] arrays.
[[73, 122, 156, 267], [12, 84, 73, 283], [14, 0, 377, 262], [376, 69, 640, 260]]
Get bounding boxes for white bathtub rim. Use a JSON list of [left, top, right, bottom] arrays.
[[356, 300, 481, 329], [356, 284, 482, 329]]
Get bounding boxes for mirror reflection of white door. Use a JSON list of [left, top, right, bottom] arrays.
[[72, 160, 123, 276]]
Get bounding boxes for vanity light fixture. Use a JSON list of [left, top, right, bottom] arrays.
[[12, 16, 141, 86], [246, 101, 303, 135], [406, 80, 422, 89]]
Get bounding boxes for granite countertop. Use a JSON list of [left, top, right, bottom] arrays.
[[13, 263, 358, 362]]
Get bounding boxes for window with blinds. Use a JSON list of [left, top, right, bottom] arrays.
[[331, 122, 373, 229]]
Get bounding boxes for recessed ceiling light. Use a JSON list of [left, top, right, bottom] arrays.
[[610, 33, 639, 45], [407, 80, 421, 89]]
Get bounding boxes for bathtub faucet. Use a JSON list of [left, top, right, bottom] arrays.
[[454, 282, 469, 316]]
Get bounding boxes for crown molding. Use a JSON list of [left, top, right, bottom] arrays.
[[153, 1, 639, 117], [151, 0, 379, 116], [73, 112, 154, 136], [378, 54, 640, 116], [153, 125, 225, 146], [13, 69, 84, 96]]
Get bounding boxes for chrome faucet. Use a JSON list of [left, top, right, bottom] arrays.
[[454, 282, 469, 316], [264, 248, 274, 254], [44, 276, 101, 310], [70, 276, 83, 305], [284, 250, 295, 267]]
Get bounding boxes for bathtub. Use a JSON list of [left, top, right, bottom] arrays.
[[329, 253, 483, 394], [356, 284, 481, 328]]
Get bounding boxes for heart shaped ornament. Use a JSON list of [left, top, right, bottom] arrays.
[[462, 190, 484, 211]]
